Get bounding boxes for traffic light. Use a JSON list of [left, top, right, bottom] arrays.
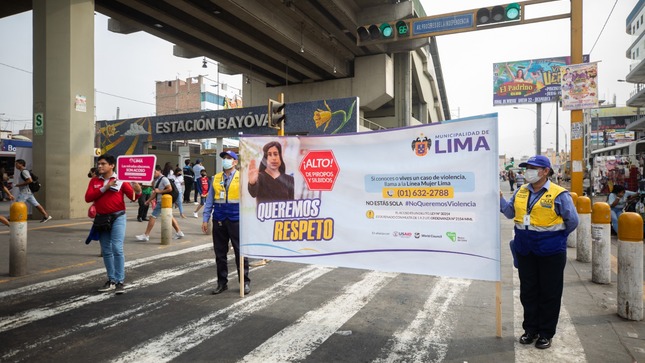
[[268, 98, 285, 129], [356, 20, 411, 44], [475, 3, 521, 27]]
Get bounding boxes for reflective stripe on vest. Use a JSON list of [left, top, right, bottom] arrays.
[[513, 182, 567, 229], [212, 171, 240, 204]]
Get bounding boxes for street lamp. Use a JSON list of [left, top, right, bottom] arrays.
[[546, 122, 568, 161], [513, 105, 542, 155]]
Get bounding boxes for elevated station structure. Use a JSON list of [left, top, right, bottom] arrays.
[[0, 0, 449, 218]]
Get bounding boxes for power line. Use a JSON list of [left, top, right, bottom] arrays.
[[0, 61, 156, 107], [588, 0, 618, 56], [95, 90, 155, 106]]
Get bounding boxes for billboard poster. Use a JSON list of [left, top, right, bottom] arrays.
[[96, 97, 358, 156], [239, 114, 501, 281], [561, 62, 599, 111], [493, 55, 589, 106]]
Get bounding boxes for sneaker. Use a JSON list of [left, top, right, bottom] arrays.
[[40, 215, 53, 223], [98, 280, 116, 292], [135, 234, 149, 242], [173, 231, 185, 240], [193, 212, 199, 218], [115, 282, 126, 295], [194, 202, 199, 205]]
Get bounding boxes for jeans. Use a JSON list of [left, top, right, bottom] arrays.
[[99, 213, 126, 283], [175, 191, 184, 215], [194, 180, 200, 202], [611, 207, 622, 233]]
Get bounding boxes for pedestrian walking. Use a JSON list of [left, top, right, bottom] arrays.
[[13, 159, 52, 223], [182, 160, 194, 203], [192, 159, 205, 204], [85, 154, 141, 294], [499, 155, 578, 349], [507, 168, 516, 192], [193, 169, 210, 218], [135, 165, 185, 242], [137, 183, 152, 222], [515, 170, 525, 189], [202, 151, 250, 295], [174, 167, 186, 218]]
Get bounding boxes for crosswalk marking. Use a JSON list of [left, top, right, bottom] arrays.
[[0, 259, 213, 333], [112, 265, 333, 363], [512, 263, 587, 362], [240, 271, 398, 363], [373, 277, 471, 363], [0, 243, 213, 300]]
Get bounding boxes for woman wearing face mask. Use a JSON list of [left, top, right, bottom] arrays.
[[499, 155, 579, 350], [247, 141, 295, 203]]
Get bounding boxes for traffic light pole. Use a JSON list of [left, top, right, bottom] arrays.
[[570, 0, 583, 196]]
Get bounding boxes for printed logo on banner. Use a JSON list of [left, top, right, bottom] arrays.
[[411, 135, 430, 157], [446, 232, 457, 242]]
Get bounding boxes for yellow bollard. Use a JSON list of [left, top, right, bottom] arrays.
[[160, 194, 173, 245], [591, 202, 611, 284], [617, 212, 643, 321], [10, 202, 28, 277], [567, 192, 579, 248], [576, 196, 592, 262]]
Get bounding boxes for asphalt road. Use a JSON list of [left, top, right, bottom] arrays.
[[0, 183, 643, 362]]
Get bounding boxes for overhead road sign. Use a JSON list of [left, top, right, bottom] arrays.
[[356, 0, 570, 46]]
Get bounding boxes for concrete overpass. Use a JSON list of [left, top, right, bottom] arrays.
[[0, 0, 450, 218]]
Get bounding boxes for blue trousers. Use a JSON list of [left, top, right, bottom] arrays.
[[99, 214, 126, 283]]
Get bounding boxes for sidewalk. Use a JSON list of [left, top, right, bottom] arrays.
[[0, 200, 212, 290]]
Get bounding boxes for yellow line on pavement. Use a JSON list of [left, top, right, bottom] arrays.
[[41, 261, 97, 274], [0, 221, 93, 234]]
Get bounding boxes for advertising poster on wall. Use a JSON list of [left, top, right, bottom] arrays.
[[561, 62, 599, 111], [239, 114, 501, 281], [493, 55, 589, 106]]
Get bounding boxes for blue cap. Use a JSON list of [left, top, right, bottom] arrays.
[[519, 155, 551, 169], [219, 150, 238, 160]]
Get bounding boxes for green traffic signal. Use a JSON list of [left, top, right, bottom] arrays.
[[396, 20, 409, 37], [476, 3, 521, 26], [505, 3, 521, 20], [380, 23, 393, 38]]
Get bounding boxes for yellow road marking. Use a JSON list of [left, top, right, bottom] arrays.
[[0, 221, 93, 234]]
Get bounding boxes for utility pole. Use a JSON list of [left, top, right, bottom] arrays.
[[570, 0, 583, 196]]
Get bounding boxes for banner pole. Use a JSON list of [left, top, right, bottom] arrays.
[[496, 281, 502, 338], [240, 252, 245, 297]]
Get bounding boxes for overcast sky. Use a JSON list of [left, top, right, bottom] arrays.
[[0, 0, 634, 158]]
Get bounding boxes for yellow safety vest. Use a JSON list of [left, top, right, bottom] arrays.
[[212, 170, 240, 203], [513, 182, 566, 231]]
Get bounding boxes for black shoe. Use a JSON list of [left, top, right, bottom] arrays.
[[244, 282, 251, 294], [519, 332, 538, 344], [535, 336, 551, 349], [137, 217, 142, 222], [142, 218, 149, 221], [212, 284, 228, 295]]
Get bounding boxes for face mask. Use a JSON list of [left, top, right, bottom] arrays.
[[524, 169, 541, 183], [222, 159, 234, 170]]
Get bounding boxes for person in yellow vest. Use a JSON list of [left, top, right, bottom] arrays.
[[500, 155, 579, 350], [201, 151, 250, 295]]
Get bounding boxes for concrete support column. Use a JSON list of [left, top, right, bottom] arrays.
[[33, 0, 95, 219], [394, 53, 411, 127]]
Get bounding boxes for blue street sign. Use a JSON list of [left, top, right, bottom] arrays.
[[413, 14, 474, 35]]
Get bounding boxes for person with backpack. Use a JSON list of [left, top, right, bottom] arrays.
[[13, 159, 52, 223], [182, 160, 194, 203], [135, 165, 184, 242]]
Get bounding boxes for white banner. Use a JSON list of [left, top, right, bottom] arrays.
[[240, 114, 500, 281]]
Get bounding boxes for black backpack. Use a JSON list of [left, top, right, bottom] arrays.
[[21, 170, 42, 193], [155, 176, 179, 203]]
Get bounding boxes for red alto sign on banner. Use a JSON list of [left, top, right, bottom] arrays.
[[299, 150, 340, 191]]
